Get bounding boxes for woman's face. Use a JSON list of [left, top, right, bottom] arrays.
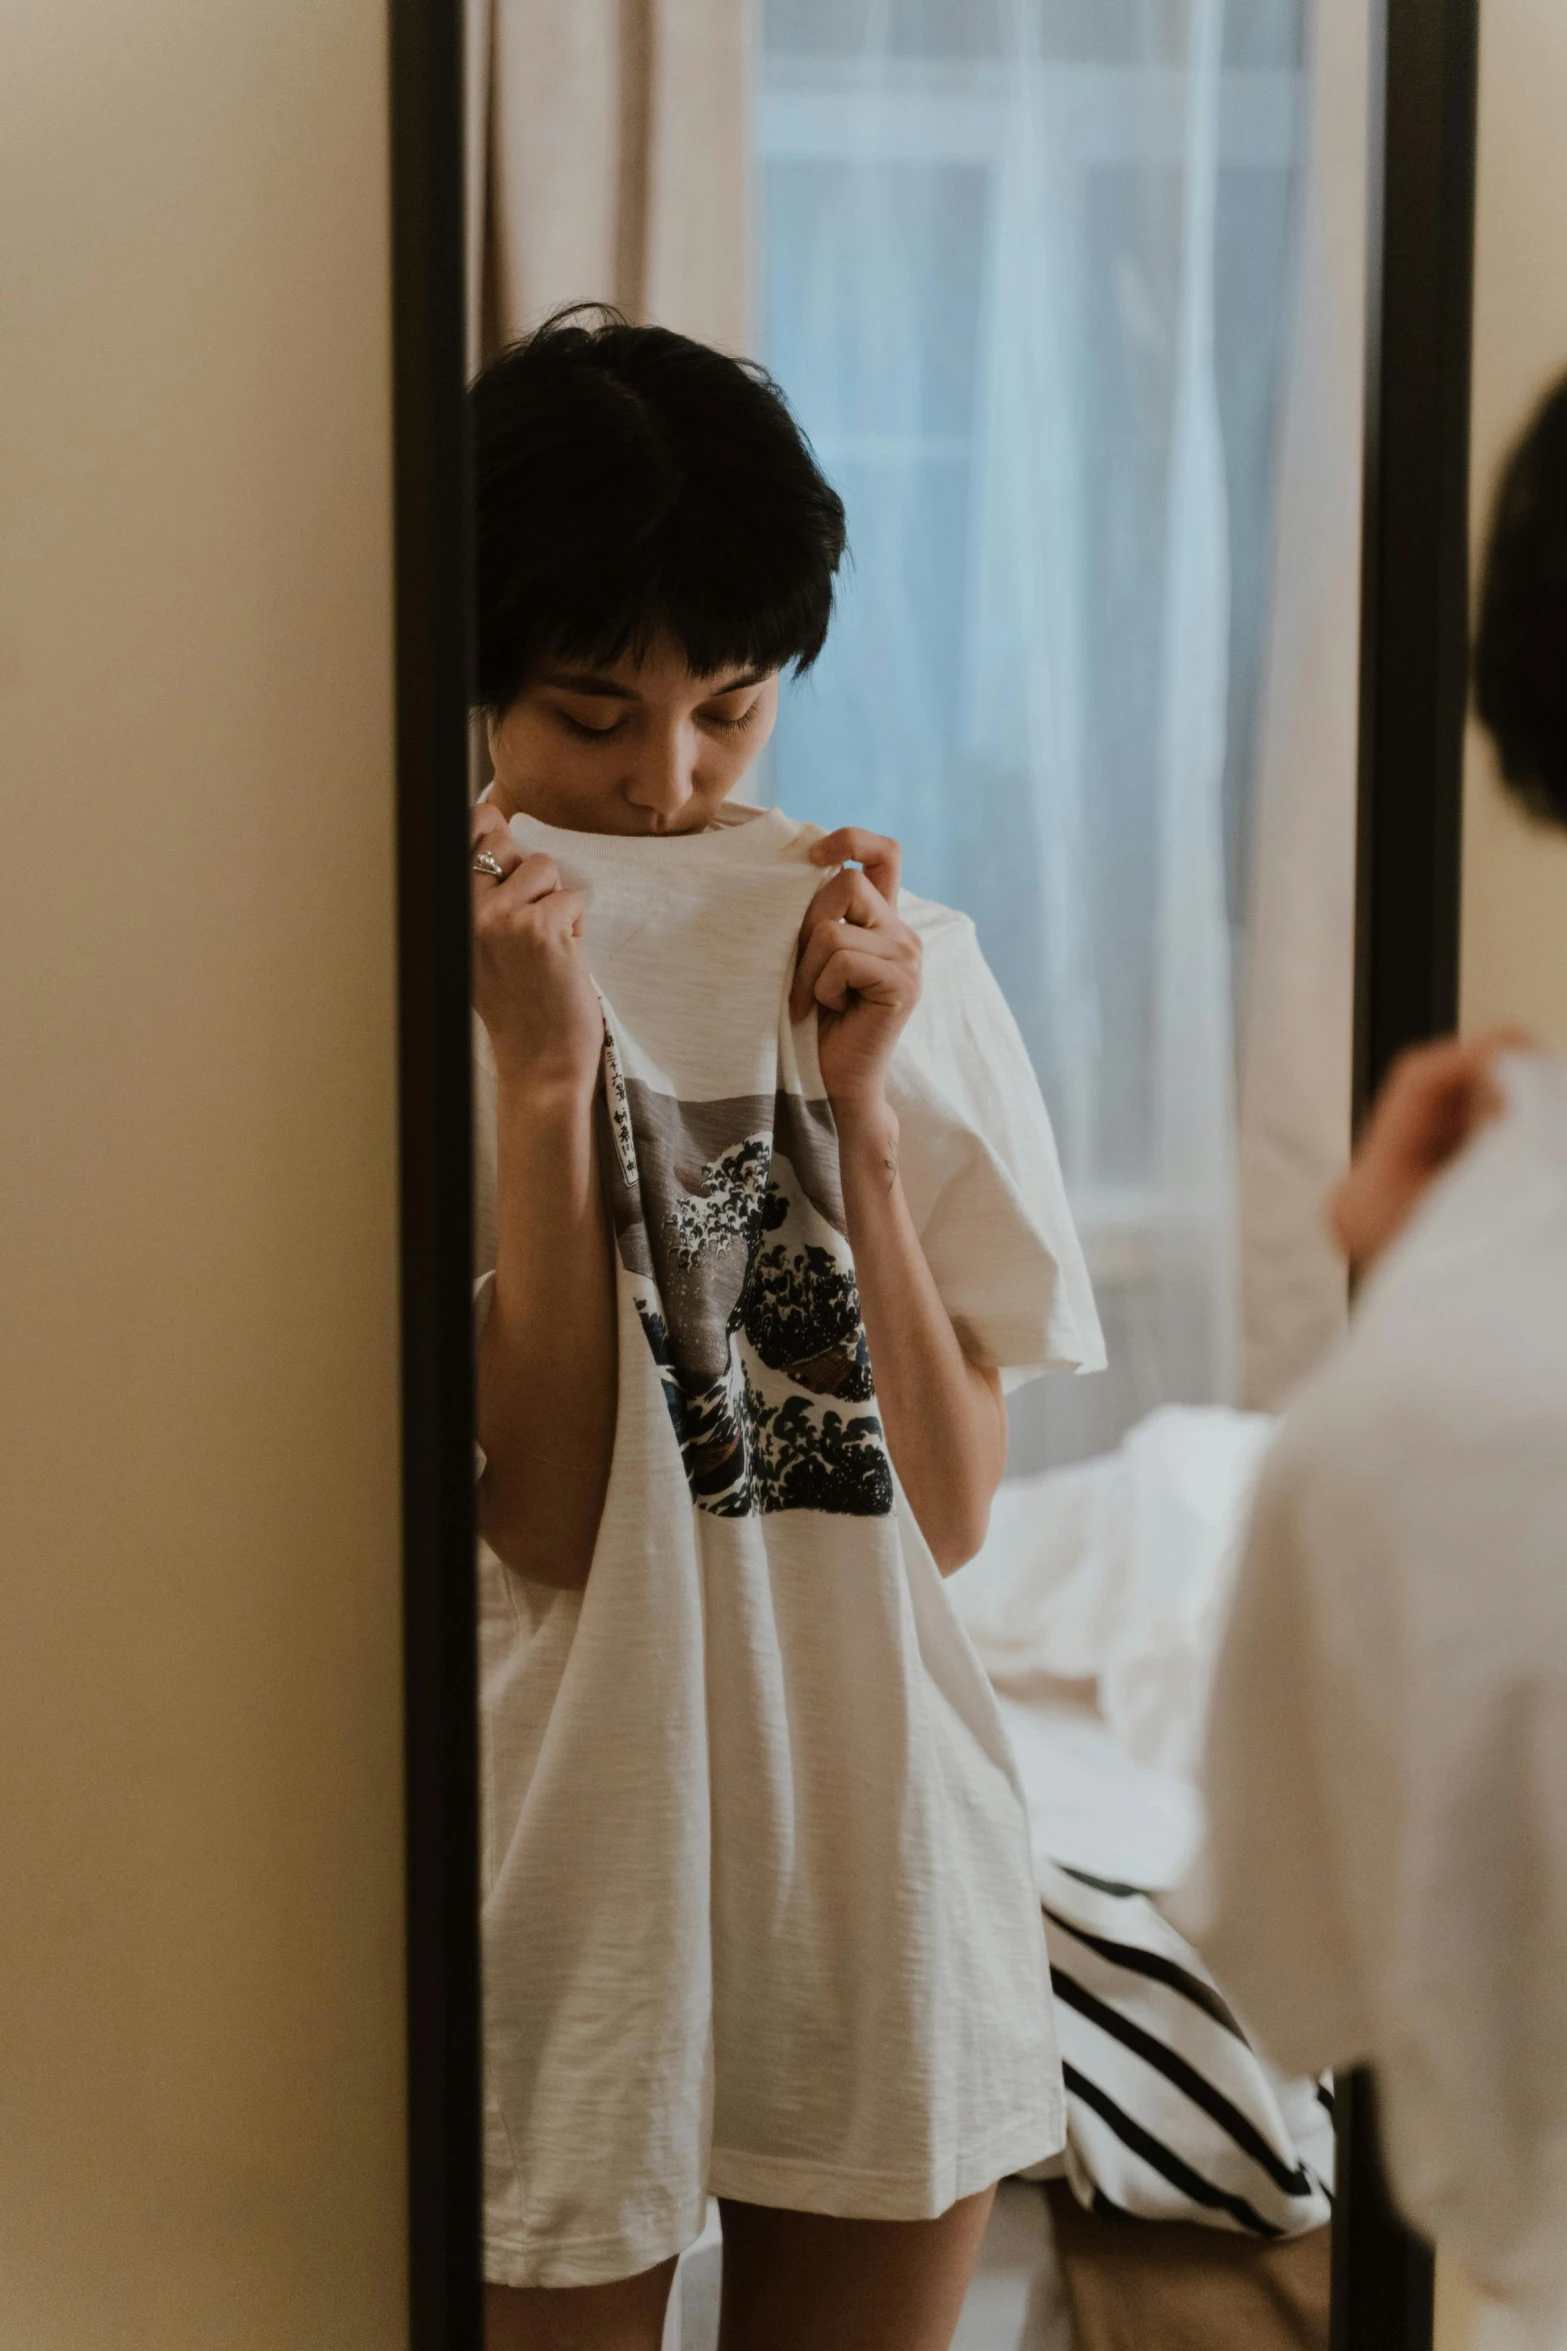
[[487, 631, 780, 836]]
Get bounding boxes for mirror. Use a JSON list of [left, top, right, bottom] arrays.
[[466, 9, 1342, 2347], [386, 3, 1486, 2347]]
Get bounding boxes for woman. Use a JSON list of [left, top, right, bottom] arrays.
[[470, 309, 1102, 2351]]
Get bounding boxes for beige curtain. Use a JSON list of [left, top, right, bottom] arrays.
[[1238, 0, 1371, 1409], [466, 0, 753, 374]]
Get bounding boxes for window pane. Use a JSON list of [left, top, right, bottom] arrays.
[[759, 20, 1308, 1462]]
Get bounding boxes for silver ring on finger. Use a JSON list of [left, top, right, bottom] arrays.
[[472, 849, 506, 881]]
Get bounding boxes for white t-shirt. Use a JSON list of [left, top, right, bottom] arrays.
[[1197, 1055, 1567, 2347], [474, 802, 1104, 2290]]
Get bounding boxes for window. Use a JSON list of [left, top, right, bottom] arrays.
[[759, 0, 1308, 1468]]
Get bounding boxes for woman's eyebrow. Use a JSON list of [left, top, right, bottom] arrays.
[[539, 666, 769, 697], [538, 670, 640, 699]]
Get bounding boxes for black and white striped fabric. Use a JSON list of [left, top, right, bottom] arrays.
[[1033, 1857, 1334, 2238]]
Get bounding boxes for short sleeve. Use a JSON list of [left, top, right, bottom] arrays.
[[887, 900, 1104, 1383]]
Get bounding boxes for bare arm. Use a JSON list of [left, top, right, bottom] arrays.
[[471, 804, 616, 1589], [476, 1075, 616, 1588], [838, 1106, 1006, 1570], [1328, 1026, 1529, 1276], [793, 828, 1006, 1573]]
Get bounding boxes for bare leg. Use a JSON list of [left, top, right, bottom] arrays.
[[484, 2258, 678, 2351], [716, 2187, 997, 2351]]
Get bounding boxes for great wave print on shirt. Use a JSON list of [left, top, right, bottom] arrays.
[[596, 1032, 892, 1519]]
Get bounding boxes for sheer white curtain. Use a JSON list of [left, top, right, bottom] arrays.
[[1237, 0, 1368, 1409], [759, 0, 1311, 1470]]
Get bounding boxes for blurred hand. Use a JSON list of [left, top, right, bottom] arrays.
[[1328, 1027, 1532, 1275], [790, 829, 923, 1120], [470, 802, 603, 1096]]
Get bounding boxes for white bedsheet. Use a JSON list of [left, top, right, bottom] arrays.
[[955, 1404, 1276, 1780], [997, 1687, 1204, 1893]]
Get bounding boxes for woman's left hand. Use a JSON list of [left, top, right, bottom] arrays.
[[790, 828, 922, 1117]]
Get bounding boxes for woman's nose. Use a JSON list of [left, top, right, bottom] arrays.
[[626, 725, 697, 819]]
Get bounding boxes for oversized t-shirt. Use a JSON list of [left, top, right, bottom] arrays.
[[474, 801, 1104, 2290]]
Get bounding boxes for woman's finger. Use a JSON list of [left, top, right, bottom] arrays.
[[470, 799, 512, 845], [791, 914, 914, 1022], [469, 805, 524, 918], [470, 801, 521, 865], [525, 885, 585, 943], [475, 858, 576, 935], [493, 852, 567, 906], [810, 827, 902, 905], [798, 866, 889, 938], [476, 884, 586, 957], [493, 876, 582, 929], [791, 874, 890, 1012], [799, 927, 915, 1014], [810, 943, 921, 1015]]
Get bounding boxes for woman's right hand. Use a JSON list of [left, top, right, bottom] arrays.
[[471, 802, 603, 1096]]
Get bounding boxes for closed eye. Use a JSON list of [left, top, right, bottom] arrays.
[[556, 711, 627, 741]]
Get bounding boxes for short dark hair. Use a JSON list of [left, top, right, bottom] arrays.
[[470, 306, 847, 713], [1474, 372, 1567, 827]]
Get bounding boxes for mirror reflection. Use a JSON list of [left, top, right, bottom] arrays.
[[467, 5, 1351, 2345]]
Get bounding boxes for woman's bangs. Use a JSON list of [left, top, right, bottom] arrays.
[[543, 575, 830, 685]]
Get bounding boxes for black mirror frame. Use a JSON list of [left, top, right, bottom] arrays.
[[390, 0, 481, 2343], [388, 1, 1480, 2343], [1334, 0, 1479, 2341]]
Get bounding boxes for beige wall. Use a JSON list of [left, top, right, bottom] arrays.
[[1460, 0, 1567, 1042], [0, 4, 407, 2345]]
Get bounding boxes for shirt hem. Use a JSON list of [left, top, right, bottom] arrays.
[[482, 2110, 1066, 2286], [483, 2196, 708, 2292], [706, 2106, 1066, 2221]]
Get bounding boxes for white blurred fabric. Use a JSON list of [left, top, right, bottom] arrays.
[[1200, 1057, 1567, 2348], [952, 1403, 1276, 1783], [465, 0, 753, 366], [1475, 2303, 1567, 2351], [1236, 0, 1369, 1407]]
